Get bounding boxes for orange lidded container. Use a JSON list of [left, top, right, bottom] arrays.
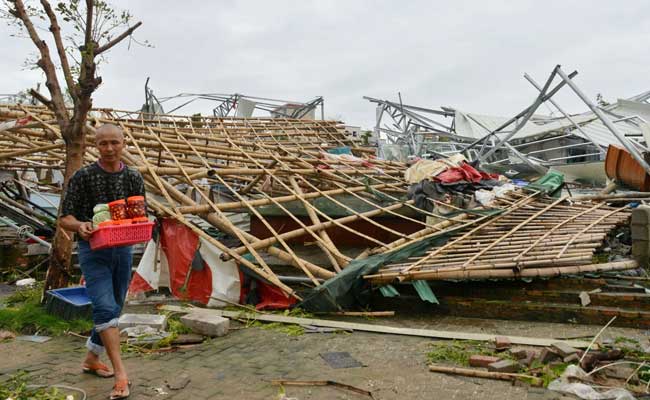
[[108, 199, 128, 220], [126, 196, 146, 219]]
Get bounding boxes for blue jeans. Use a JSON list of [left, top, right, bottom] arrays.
[[78, 240, 132, 355]]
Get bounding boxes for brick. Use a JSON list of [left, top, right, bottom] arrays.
[[563, 353, 580, 364], [180, 312, 230, 337], [521, 351, 537, 367], [469, 355, 501, 368], [487, 359, 520, 373], [551, 342, 578, 358], [118, 313, 167, 330], [538, 348, 561, 364], [495, 336, 511, 351], [509, 347, 529, 360]]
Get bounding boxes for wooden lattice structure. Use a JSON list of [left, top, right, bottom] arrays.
[[365, 192, 634, 283], [0, 104, 638, 303]]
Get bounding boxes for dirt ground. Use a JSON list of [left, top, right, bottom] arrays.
[[1, 304, 648, 400]]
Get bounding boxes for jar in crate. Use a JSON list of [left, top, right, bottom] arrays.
[[126, 196, 146, 218], [108, 199, 128, 220]]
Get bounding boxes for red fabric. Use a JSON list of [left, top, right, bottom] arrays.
[[160, 220, 212, 304], [17, 117, 32, 126], [133, 219, 294, 309], [238, 271, 296, 310], [128, 272, 154, 293], [434, 162, 498, 183], [255, 281, 297, 310]]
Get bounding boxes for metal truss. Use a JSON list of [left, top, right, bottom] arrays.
[[141, 79, 324, 119]]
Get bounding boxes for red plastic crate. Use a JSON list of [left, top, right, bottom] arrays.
[[89, 221, 154, 250]]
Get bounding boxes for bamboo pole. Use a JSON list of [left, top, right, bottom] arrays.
[[556, 204, 630, 258], [366, 260, 639, 283]]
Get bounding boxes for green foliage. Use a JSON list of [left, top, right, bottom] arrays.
[[0, 372, 68, 400], [614, 336, 640, 345], [639, 364, 650, 384], [0, 285, 92, 335], [2, 0, 151, 75], [541, 363, 568, 387], [236, 307, 315, 337], [152, 314, 192, 348], [250, 321, 305, 336], [426, 340, 512, 366]]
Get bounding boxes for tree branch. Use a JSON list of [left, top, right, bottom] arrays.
[[40, 0, 77, 101], [29, 89, 53, 109], [10, 0, 69, 128], [96, 21, 142, 55], [84, 0, 93, 45]]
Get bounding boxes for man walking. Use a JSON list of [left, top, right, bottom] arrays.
[[59, 124, 144, 399]]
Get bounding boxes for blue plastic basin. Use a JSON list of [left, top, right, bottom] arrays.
[[47, 286, 91, 306]]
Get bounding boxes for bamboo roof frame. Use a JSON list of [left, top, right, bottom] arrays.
[[0, 104, 636, 301]]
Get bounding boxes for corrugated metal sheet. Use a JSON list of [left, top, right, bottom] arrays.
[[454, 110, 596, 141], [453, 96, 650, 149]]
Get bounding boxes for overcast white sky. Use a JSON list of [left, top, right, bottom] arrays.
[[2, 0, 649, 129]]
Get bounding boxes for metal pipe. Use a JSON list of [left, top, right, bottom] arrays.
[[513, 133, 575, 148], [555, 66, 650, 175], [524, 73, 605, 154], [0, 217, 51, 248], [547, 152, 604, 162], [478, 67, 561, 161], [525, 142, 597, 156]]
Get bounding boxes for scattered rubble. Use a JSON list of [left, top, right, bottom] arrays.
[[180, 312, 230, 337]]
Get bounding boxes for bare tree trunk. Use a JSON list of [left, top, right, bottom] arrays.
[[43, 134, 85, 291]]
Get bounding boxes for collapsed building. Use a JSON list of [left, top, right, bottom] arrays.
[[367, 66, 650, 188], [0, 67, 648, 328]]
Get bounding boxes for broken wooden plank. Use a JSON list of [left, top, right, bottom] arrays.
[[428, 364, 543, 387], [160, 305, 592, 348]]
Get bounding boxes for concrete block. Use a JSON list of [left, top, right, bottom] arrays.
[[495, 336, 511, 351], [632, 240, 650, 263], [631, 206, 650, 225], [469, 355, 501, 368], [118, 313, 167, 330], [180, 312, 229, 337], [551, 342, 578, 358], [487, 359, 520, 373], [631, 224, 650, 240]]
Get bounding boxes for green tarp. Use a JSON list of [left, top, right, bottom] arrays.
[[298, 231, 453, 311], [524, 170, 564, 196], [297, 207, 503, 312]]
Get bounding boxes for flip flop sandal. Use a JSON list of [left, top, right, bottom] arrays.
[[82, 362, 114, 378], [110, 379, 131, 400]]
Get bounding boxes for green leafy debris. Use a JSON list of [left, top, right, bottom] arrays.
[[0, 285, 92, 336], [0, 372, 68, 400]]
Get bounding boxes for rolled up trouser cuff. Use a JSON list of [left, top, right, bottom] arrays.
[[86, 336, 105, 355], [95, 317, 119, 333]]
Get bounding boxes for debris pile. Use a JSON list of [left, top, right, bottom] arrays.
[[0, 102, 644, 324]]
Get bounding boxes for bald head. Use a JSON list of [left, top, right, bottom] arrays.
[[95, 124, 125, 167], [96, 124, 124, 141]]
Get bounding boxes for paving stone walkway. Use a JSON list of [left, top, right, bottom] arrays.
[[0, 314, 645, 399]]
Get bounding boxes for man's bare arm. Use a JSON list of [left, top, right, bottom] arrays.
[[59, 215, 93, 240]]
